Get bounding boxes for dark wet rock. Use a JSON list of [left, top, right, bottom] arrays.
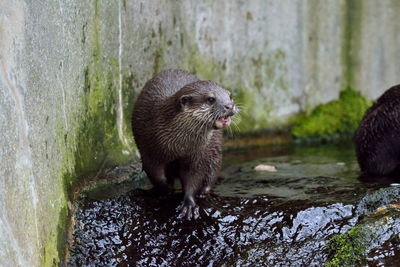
[[356, 187, 400, 216], [367, 235, 400, 266], [67, 143, 400, 266]]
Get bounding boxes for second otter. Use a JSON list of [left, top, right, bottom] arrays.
[[355, 84, 400, 178], [132, 69, 238, 220]]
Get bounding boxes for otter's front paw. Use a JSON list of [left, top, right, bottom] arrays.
[[178, 198, 199, 220]]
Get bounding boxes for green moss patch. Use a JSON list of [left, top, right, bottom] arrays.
[[326, 226, 367, 267], [291, 89, 371, 141]]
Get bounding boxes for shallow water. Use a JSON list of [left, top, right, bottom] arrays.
[[68, 142, 399, 266]]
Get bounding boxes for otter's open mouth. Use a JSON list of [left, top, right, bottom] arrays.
[[214, 116, 231, 129]]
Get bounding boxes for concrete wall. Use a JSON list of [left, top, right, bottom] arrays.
[[1, 0, 399, 265]]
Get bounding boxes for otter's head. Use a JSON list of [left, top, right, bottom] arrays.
[[178, 80, 238, 130]]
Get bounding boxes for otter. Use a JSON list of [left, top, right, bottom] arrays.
[[355, 84, 400, 178], [132, 69, 238, 220]]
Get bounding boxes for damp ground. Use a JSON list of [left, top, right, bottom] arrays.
[[67, 141, 400, 266]]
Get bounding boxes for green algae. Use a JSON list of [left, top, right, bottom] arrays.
[[71, 0, 135, 187], [341, 0, 363, 91], [233, 86, 273, 132], [154, 45, 164, 75], [232, 50, 288, 133], [291, 89, 371, 141], [326, 226, 367, 267], [69, 0, 136, 189], [41, 206, 68, 266], [181, 47, 223, 81], [41, 1, 136, 265]]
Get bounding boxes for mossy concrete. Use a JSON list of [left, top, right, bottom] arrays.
[[341, 0, 363, 94], [291, 89, 371, 141], [1, 1, 136, 265]]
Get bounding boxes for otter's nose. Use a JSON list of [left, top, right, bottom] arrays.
[[224, 103, 237, 116], [224, 103, 234, 111]]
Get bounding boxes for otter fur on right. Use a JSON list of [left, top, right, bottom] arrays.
[[132, 69, 238, 220], [355, 84, 400, 177]]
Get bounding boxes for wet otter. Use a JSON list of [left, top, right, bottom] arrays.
[[132, 69, 238, 220], [355, 84, 400, 177]]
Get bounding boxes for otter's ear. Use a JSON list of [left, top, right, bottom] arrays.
[[180, 95, 192, 106]]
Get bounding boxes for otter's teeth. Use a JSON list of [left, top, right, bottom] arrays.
[[214, 117, 231, 129]]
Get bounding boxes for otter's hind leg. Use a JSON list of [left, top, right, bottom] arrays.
[[198, 134, 223, 198], [198, 157, 221, 198], [142, 156, 173, 195], [165, 160, 180, 188]]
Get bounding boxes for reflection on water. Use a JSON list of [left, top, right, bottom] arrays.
[[68, 142, 398, 266]]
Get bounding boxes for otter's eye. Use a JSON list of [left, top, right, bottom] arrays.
[[180, 95, 193, 105], [207, 97, 216, 104]]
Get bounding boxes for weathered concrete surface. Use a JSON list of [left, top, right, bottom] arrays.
[[1, 0, 400, 266], [354, 1, 400, 100], [1, 1, 137, 265]]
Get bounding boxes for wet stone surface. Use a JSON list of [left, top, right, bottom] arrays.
[[367, 238, 400, 265], [67, 142, 400, 266]]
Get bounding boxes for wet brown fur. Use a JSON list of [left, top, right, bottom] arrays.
[[132, 69, 236, 219], [355, 85, 400, 177]]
